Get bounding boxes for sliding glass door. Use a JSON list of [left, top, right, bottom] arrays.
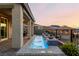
[[0, 16, 8, 41]]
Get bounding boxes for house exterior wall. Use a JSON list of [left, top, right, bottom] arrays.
[[0, 3, 35, 50], [0, 14, 12, 51]]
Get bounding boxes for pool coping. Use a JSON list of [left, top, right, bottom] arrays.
[[16, 35, 66, 56]]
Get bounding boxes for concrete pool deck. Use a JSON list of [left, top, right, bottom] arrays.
[[16, 35, 66, 56]]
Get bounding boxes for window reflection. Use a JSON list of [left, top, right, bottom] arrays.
[[0, 16, 8, 39]]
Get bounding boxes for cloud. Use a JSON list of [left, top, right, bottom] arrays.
[[29, 3, 79, 28]]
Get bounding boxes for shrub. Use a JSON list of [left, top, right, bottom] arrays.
[[60, 43, 79, 56], [34, 29, 43, 35]]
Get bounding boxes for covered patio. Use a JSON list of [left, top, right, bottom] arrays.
[[0, 3, 35, 52]]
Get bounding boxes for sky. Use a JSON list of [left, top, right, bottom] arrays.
[[29, 3, 79, 28]]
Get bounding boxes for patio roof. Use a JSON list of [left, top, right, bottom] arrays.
[[21, 3, 35, 22]]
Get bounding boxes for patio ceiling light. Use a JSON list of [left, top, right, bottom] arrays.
[[0, 23, 6, 27]]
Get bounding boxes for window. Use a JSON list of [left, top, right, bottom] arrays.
[[0, 16, 8, 41]]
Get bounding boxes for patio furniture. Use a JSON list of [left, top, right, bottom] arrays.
[[47, 38, 64, 46]]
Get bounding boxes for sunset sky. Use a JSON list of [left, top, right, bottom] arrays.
[[29, 3, 79, 28]]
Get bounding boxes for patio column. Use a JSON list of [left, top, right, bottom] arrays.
[[12, 4, 23, 48], [55, 29, 58, 38], [32, 22, 34, 35], [70, 29, 73, 42], [30, 20, 32, 38], [31, 22, 34, 36], [27, 20, 32, 39]]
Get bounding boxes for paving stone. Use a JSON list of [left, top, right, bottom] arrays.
[[0, 35, 66, 56], [17, 36, 66, 56]]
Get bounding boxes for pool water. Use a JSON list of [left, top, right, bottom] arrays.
[[30, 36, 48, 49]]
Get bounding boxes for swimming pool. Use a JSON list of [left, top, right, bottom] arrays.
[[30, 35, 48, 49]]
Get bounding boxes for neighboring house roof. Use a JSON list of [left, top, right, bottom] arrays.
[[21, 3, 35, 22]]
